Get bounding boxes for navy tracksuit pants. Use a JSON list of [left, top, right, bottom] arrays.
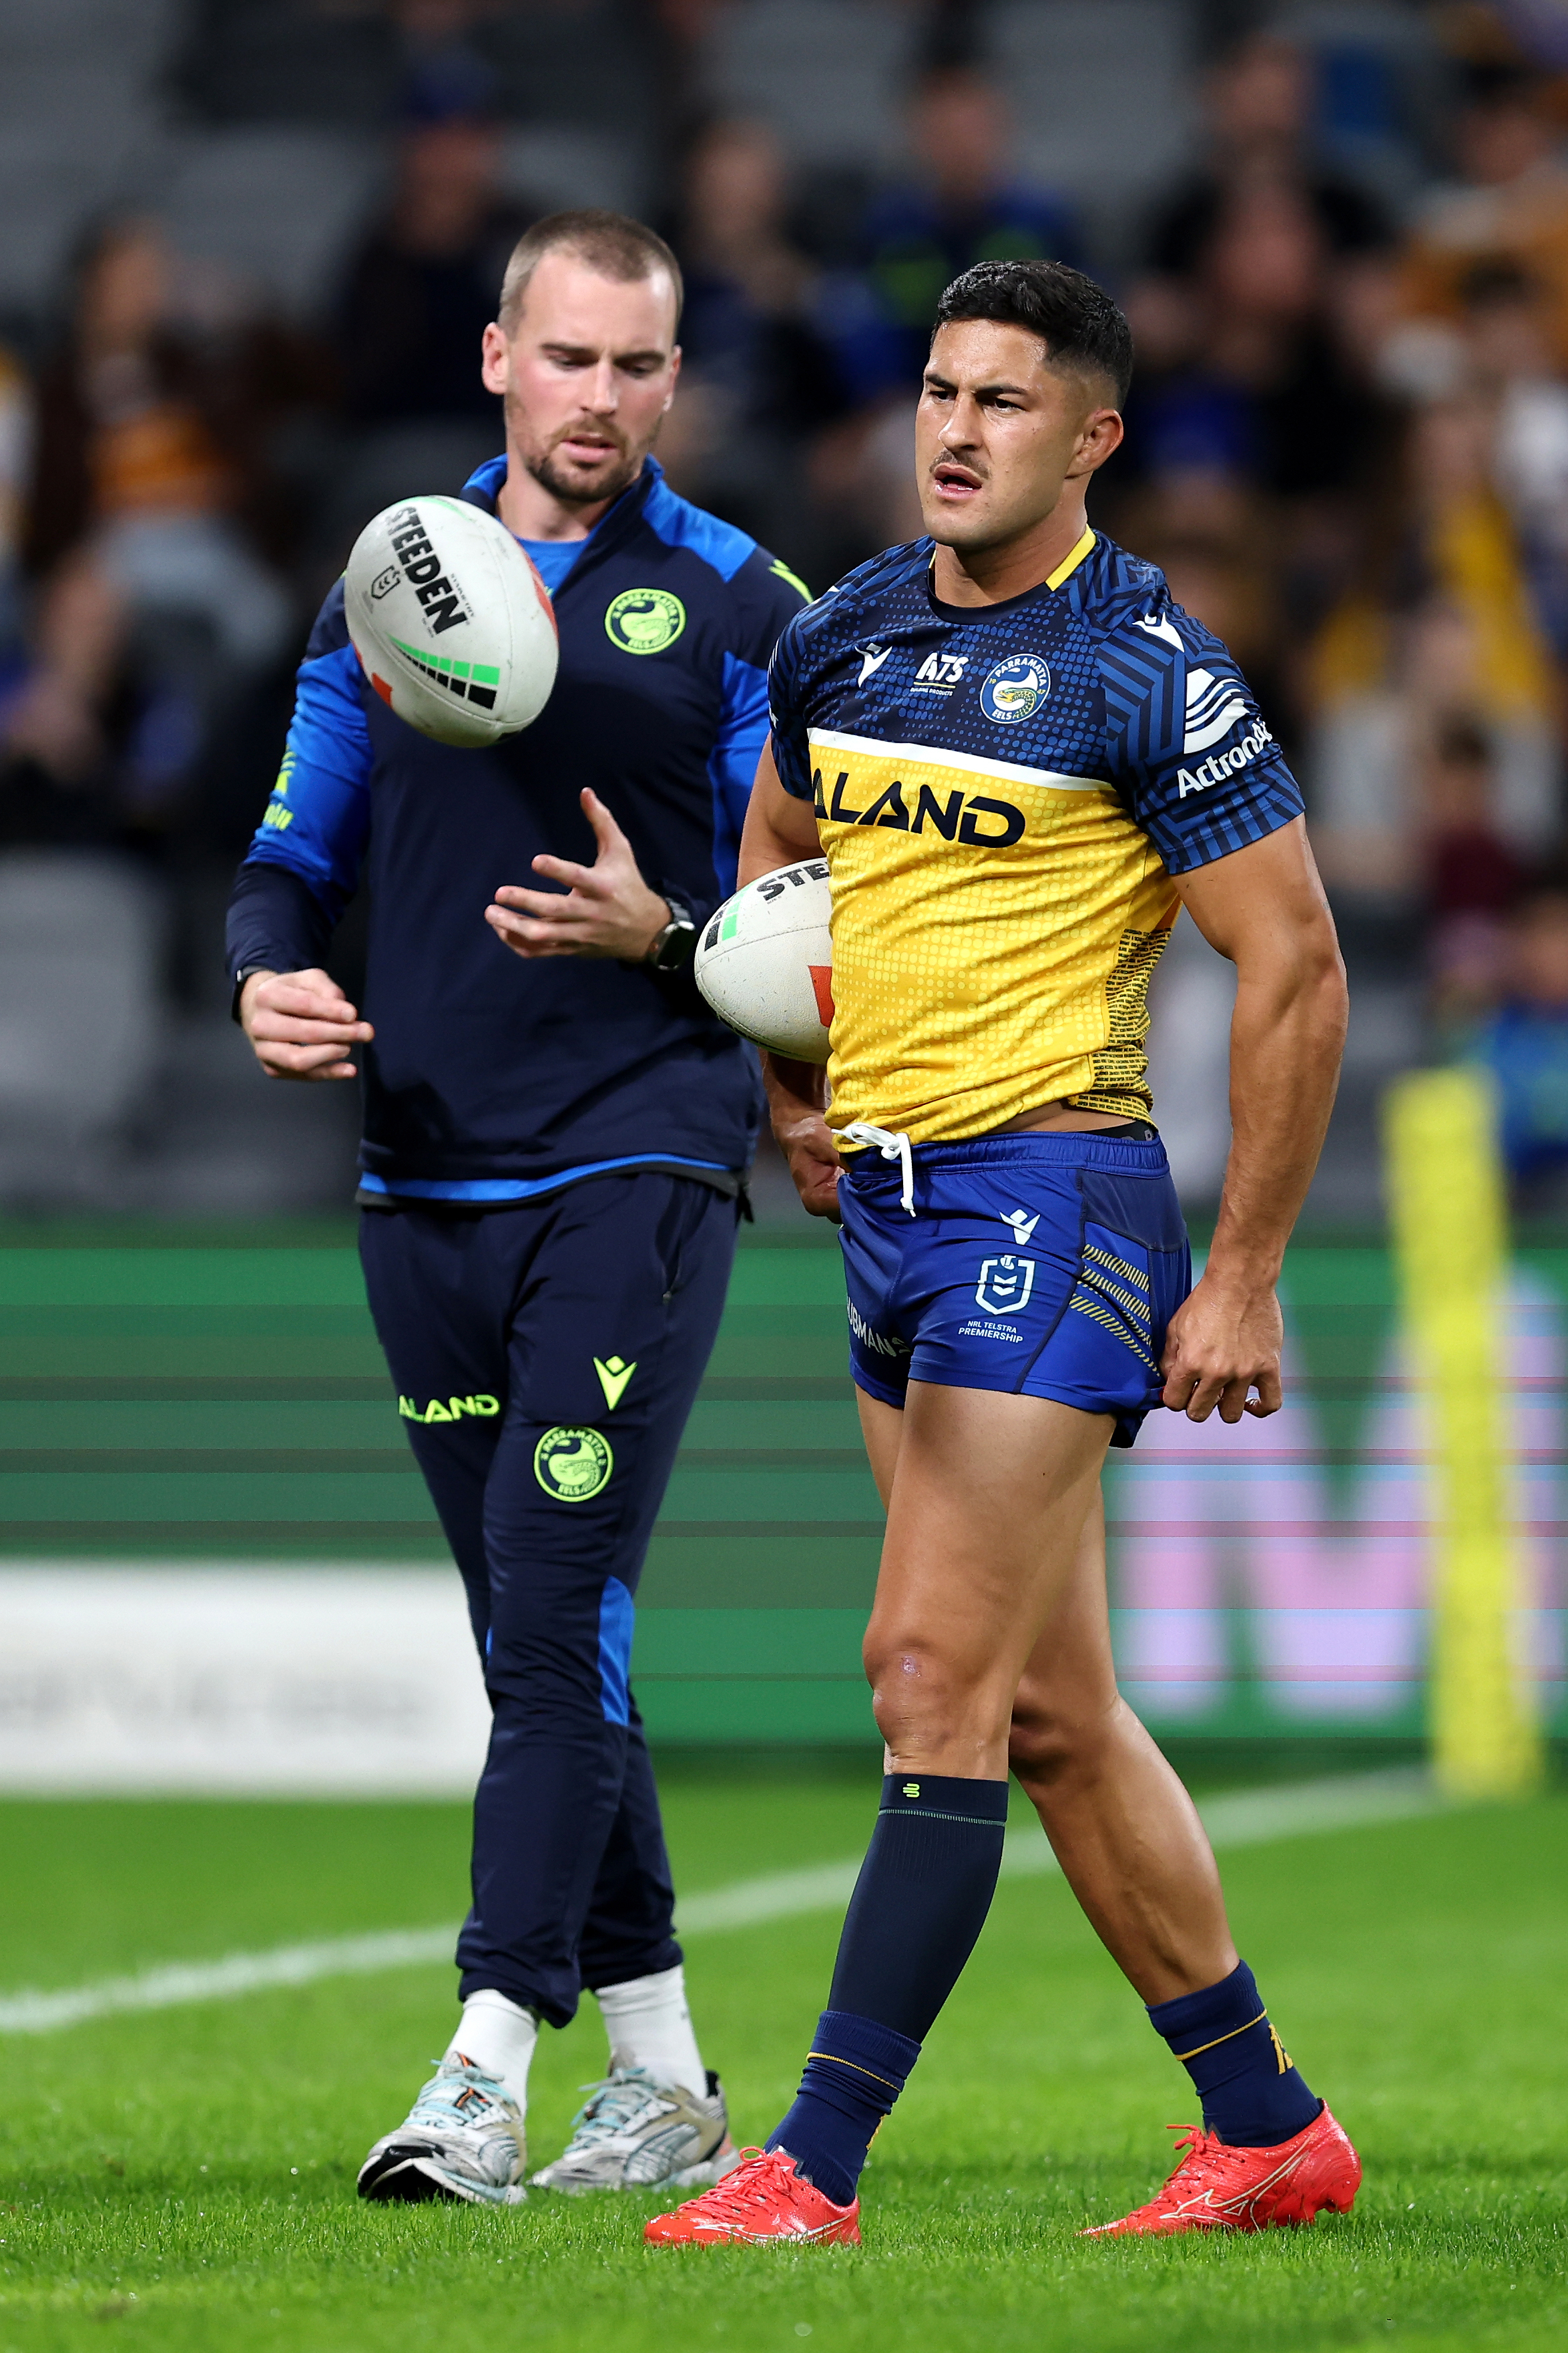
[[358, 1173, 738, 2028]]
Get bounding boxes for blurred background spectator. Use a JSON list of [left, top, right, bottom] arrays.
[[8, 1, 1568, 1223]]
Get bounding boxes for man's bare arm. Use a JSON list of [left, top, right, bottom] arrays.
[[1160, 816, 1348, 1422], [738, 744, 842, 1219]]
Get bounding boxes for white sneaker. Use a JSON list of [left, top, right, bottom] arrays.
[[529, 2067, 738, 2194], [357, 2056, 527, 2207]]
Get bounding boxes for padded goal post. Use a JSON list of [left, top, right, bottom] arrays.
[[1384, 1067, 1543, 1796]]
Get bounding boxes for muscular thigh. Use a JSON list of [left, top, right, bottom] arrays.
[[866, 1379, 1113, 1715]]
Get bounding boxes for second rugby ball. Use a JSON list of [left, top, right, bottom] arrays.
[[345, 495, 558, 748], [695, 861, 834, 1062]]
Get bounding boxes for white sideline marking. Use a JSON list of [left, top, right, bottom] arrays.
[[0, 1770, 1445, 2037]]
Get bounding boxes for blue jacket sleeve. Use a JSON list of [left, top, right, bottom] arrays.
[[226, 592, 373, 980]]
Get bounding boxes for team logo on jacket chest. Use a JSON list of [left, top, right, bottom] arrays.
[[980, 653, 1051, 723], [605, 588, 686, 654]]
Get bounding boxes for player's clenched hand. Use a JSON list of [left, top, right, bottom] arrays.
[[765, 1054, 842, 1221], [487, 787, 670, 961], [240, 969, 372, 1082], [1159, 1273, 1284, 1424]]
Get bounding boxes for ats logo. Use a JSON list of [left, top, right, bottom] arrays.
[[912, 651, 969, 696], [814, 769, 1024, 847]]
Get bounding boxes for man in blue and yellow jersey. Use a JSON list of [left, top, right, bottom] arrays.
[[647, 260, 1358, 2250]]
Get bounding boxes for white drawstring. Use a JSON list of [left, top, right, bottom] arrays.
[[838, 1120, 916, 1216]]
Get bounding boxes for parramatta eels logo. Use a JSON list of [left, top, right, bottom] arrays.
[[980, 653, 1051, 724], [975, 1255, 1035, 1315], [533, 1425, 614, 1502], [605, 588, 686, 655]]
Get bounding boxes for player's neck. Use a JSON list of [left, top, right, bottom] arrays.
[[496, 455, 642, 544], [929, 498, 1091, 607]]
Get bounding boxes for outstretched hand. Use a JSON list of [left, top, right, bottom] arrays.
[[486, 788, 670, 961], [1159, 1272, 1284, 1423]]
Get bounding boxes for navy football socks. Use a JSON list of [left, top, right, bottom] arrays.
[[1147, 1958, 1320, 2147], [766, 1774, 1009, 2205]]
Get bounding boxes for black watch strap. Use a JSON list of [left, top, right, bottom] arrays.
[[230, 966, 276, 1024], [645, 902, 698, 976]]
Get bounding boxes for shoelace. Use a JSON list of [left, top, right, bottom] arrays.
[[838, 1120, 915, 1216], [1147, 2124, 1234, 2203], [563, 2070, 668, 2148], [409, 2059, 510, 2127], [680, 2147, 795, 2219]]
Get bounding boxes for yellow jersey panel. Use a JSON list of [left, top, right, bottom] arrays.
[[810, 728, 1178, 1138], [767, 532, 1305, 1143]]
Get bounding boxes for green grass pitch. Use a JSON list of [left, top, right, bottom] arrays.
[[0, 1766, 1563, 2353]]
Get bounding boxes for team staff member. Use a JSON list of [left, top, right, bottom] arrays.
[[647, 260, 1358, 2248], [228, 211, 806, 2206]]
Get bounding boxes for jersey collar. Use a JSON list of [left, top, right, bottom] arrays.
[[925, 522, 1098, 620], [459, 453, 664, 574]]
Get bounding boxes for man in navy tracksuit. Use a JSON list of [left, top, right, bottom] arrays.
[[228, 212, 806, 2205]]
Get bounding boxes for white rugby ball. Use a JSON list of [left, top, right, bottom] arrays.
[[696, 861, 834, 1062], [344, 495, 558, 747]]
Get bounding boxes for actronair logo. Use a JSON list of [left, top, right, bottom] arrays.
[[384, 505, 471, 637], [1178, 716, 1274, 797], [1183, 666, 1252, 755]]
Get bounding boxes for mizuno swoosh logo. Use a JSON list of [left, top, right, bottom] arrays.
[[857, 645, 893, 686]]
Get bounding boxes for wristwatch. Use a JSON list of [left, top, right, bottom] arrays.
[[644, 900, 698, 976], [230, 965, 276, 1023]]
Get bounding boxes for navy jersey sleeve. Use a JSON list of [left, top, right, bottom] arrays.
[[766, 600, 818, 803], [225, 584, 373, 980], [706, 548, 811, 891], [1097, 601, 1303, 874]]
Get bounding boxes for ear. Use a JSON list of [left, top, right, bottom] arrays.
[[1068, 405, 1125, 481], [480, 320, 509, 397], [663, 345, 682, 413]]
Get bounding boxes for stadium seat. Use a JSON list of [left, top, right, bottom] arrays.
[[983, 1, 1197, 258], [707, 0, 922, 171], [0, 852, 162, 1204]]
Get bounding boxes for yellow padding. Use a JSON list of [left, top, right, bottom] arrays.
[[1384, 1068, 1541, 1797]]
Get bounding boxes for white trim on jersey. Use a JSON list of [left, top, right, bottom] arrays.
[[806, 726, 1109, 794]]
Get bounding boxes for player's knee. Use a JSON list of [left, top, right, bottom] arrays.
[[865, 1633, 1002, 1753]]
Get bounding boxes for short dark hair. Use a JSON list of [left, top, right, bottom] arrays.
[[497, 209, 683, 334], [933, 259, 1133, 405]]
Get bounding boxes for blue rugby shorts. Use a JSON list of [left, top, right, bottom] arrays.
[[838, 1130, 1192, 1448]]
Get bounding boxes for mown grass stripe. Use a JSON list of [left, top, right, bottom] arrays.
[[0, 1771, 1445, 2037]]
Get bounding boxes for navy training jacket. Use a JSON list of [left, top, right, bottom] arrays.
[[226, 455, 807, 1203]]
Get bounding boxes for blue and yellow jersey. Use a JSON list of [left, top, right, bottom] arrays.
[[768, 528, 1303, 1141]]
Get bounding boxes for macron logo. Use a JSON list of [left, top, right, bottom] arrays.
[[858, 644, 893, 687], [1178, 718, 1274, 797], [1184, 667, 1252, 755]]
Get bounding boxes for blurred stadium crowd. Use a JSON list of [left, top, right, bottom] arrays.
[[9, 0, 1568, 1218]]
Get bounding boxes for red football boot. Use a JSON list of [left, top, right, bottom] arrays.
[[644, 2147, 861, 2246], [1083, 2105, 1361, 2236]]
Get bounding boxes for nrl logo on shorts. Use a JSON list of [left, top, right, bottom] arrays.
[[533, 1426, 614, 1501], [975, 1254, 1035, 1314]]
